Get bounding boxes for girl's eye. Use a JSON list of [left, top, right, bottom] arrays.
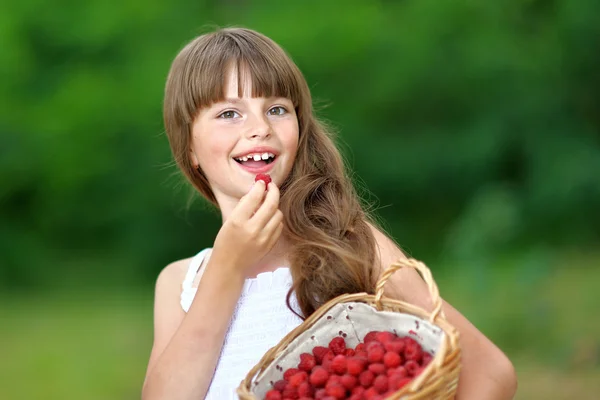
[[218, 110, 239, 119], [268, 106, 286, 116]]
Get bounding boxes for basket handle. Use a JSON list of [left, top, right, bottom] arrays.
[[374, 258, 445, 323]]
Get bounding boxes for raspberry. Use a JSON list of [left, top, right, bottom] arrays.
[[405, 360, 420, 376], [404, 336, 419, 347], [396, 377, 413, 390], [297, 381, 313, 398], [298, 353, 316, 372], [321, 352, 334, 373], [254, 173, 272, 186], [388, 373, 405, 391], [340, 374, 358, 390], [373, 375, 389, 393], [312, 346, 330, 364], [298, 397, 313, 400], [273, 379, 287, 391], [404, 342, 423, 363], [265, 389, 282, 400], [355, 350, 368, 359], [384, 338, 406, 354], [366, 342, 385, 363], [363, 331, 379, 343], [355, 343, 366, 352], [327, 374, 342, 385], [347, 356, 367, 376], [366, 341, 384, 353], [284, 368, 300, 381], [329, 337, 347, 355], [322, 350, 335, 361], [395, 365, 408, 378], [368, 363, 386, 376], [351, 386, 365, 396], [325, 382, 346, 399], [314, 388, 327, 399], [364, 387, 379, 399], [359, 370, 375, 387], [383, 351, 402, 368], [376, 331, 397, 344], [348, 395, 362, 400], [344, 348, 356, 357], [289, 371, 308, 387], [330, 354, 348, 375], [282, 384, 298, 399], [309, 366, 329, 388], [422, 352, 433, 366]]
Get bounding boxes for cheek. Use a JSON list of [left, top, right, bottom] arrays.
[[193, 134, 235, 178], [281, 120, 300, 152], [194, 131, 233, 158]]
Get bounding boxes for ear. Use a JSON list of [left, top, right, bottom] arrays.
[[190, 149, 200, 170]]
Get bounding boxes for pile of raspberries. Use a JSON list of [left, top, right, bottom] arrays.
[[263, 330, 433, 400]]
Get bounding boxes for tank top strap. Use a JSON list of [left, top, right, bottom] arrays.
[[182, 248, 212, 291]]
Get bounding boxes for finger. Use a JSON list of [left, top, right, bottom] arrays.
[[231, 180, 267, 220], [264, 221, 284, 251], [262, 209, 284, 235], [251, 183, 280, 228]]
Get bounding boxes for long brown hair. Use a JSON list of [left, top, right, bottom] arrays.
[[163, 27, 378, 318]]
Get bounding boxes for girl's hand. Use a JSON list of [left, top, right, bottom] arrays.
[[210, 181, 283, 278]]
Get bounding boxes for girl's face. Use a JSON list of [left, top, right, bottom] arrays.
[[191, 68, 300, 206]]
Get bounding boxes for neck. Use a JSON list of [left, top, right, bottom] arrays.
[[243, 235, 291, 279]]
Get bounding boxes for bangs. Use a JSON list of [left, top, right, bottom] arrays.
[[172, 30, 302, 124]]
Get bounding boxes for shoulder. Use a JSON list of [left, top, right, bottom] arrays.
[[152, 256, 198, 338], [156, 257, 193, 290], [153, 257, 195, 312], [366, 221, 409, 271], [366, 221, 433, 309], [156, 247, 212, 289]]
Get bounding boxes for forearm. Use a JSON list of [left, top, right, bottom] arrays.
[[450, 303, 518, 400], [142, 264, 244, 400], [455, 359, 517, 400]]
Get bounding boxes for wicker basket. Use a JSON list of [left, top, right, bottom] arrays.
[[237, 258, 462, 399]]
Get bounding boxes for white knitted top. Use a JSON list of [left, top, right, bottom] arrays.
[[180, 248, 304, 399]]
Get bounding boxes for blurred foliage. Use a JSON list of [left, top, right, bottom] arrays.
[[1, 0, 599, 290]]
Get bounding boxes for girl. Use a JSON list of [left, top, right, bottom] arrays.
[[142, 27, 517, 399]]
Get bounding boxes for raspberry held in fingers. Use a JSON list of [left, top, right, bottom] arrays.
[[255, 173, 272, 186]]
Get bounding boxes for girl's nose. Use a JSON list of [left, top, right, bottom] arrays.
[[246, 114, 272, 139]]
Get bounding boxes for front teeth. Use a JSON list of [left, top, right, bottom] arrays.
[[235, 152, 275, 162]]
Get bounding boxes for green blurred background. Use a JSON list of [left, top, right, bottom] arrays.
[[1, 1, 599, 399]]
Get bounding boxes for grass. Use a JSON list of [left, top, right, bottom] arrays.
[[1, 290, 153, 400], [435, 250, 600, 399], [1, 251, 599, 399]]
